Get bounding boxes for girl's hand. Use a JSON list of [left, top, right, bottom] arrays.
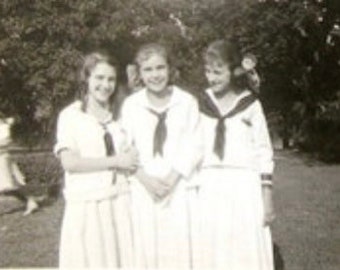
[[119, 140, 135, 153], [114, 148, 139, 171], [263, 200, 275, 227], [262, 186, 276, 227], [160, 170, 181, 192], [151, 170, 181, 202], [146, 176, 171, 201], [135, 168, 171, 200]]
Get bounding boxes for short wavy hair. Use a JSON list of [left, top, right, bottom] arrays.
[[133, 43, 179, 89], [203, 39, 248, 91]]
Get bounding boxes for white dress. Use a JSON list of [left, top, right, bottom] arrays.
[[55, 101, 134, 268], [120, 86, 202, 269], [0, 118, 25, 192], [195, 89, 274, 270]]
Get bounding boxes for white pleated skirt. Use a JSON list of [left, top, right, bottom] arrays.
[[194, 167, 274, 270], [130, 177, 200, 269], [59, 177, 134, 269]]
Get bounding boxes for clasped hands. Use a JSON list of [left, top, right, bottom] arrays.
[[114, 144, 139, 172], [136, 169, 181, 202], [114, 145, 180, 201]]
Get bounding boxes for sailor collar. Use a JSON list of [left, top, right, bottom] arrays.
[[137, 85, 183, 113], [199, 88, 257, 119]]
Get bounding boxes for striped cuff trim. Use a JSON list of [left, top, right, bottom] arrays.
[[260, 173, 273, 181]]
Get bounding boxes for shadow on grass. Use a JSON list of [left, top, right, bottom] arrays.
[[274, 242, 285, 270]]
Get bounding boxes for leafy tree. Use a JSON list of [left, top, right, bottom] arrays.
[[0, 0, 339, 160]]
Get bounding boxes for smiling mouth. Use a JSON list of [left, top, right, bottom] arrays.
[[96, 86, 114, 92], [149, 80, 165, 85], [210, 83, 223, 88]]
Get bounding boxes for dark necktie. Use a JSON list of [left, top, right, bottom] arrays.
[[213, 94, 257, 160], [149, 109, 168, 156], [101, 123, 115, 156], [100, 123, 117, 184], [214, 115, 229, 160]]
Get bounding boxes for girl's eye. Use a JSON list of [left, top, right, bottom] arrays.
[[205, 67, 217, 74], [207, 68, 222, 75], [205, 69, 220, 75], [156, 65, 166, 70]]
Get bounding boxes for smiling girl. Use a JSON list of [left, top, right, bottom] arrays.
[[120, 43, 202, 268], [196, 40, 275, 269], [55, 51, 138, 268]]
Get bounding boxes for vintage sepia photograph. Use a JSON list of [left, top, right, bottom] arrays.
[[0, 0, 339, 269]]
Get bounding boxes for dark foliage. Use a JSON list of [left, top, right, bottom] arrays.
[[0, 0, 339, 161]]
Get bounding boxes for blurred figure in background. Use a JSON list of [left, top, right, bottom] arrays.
[[0, 116, 40, 216]]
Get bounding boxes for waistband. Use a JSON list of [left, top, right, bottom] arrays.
[[63, 182, 130, 202]]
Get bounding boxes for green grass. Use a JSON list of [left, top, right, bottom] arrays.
[[0, 152, 63, 267], [0, 151, 339, 269], [273, 151, 340, 270]]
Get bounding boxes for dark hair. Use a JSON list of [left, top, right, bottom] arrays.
[[77, 51, 120, 117], [133, 43, 178, 88], [203, 39, 249, 91]]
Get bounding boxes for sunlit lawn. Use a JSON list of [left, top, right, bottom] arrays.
[[0, 150, 339, 269]]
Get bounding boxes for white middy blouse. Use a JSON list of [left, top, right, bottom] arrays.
[[55, 101, 129, 197], [120, 86, 202, 179], [200, 89, 274, 176]]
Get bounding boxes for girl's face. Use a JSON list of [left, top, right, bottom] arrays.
[[205, 61, 231, 93], [139, 53, 169, 94], [87, 62, 116, 105]]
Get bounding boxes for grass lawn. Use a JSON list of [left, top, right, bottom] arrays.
[[0, 150, 339, 269], [272, 150, 340, 270]]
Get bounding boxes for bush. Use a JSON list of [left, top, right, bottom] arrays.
[[1, 0, 340, 163], [13, 152, 63, 197], [295, 100, 340, 163]]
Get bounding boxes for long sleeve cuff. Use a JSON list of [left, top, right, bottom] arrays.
[[260, 173, 273, 186]]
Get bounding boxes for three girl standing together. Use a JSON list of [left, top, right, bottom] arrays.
[[55, 40, 275, 269]]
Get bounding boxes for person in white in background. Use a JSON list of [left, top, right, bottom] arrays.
[[120, 43, 202, 269], [0, 116, 40, 216], [126, 63, 143, 93], [195, 39, 275, 269], [55, 51, 139, 268]]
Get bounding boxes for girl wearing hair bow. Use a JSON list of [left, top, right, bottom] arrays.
[[196, 40, 275, 270]]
